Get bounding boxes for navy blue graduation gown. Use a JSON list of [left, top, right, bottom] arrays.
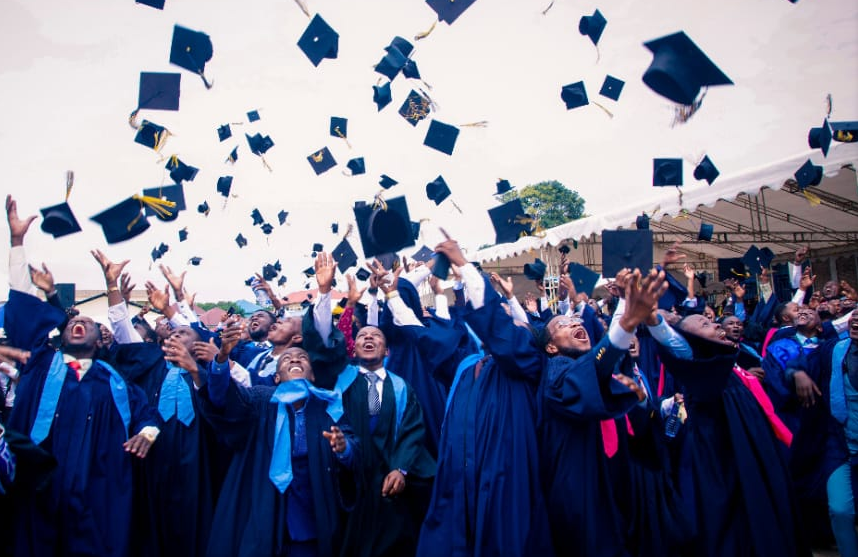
[[538, 337, 640, 557], [659, 347, 811, 557], [198, 380, 358, 557], [229, 339, 270, 369], [417, 277, 554, 557], [5, 290, 157, 557], [110, 342, 220, 557]]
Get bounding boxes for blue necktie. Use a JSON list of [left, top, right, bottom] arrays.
[[158, 364, 195, 426], [269, 379, 343, 493]]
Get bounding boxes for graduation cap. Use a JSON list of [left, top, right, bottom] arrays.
[[245, 276, 255, 287], [312, 242, 324, 254], [217, 124, 232, 142], [90, 197, 151, 244], [178, 228, 188, 242], [346, 157, 366, 176], [330, 116, 348, 140], [297, 14, 338, 67], [794, 159, 823, 189], [261, 223, 274, 235], [399, 89, 432, 126], [151, 242, 169, 261], [235, 233, 247, 248], [303, 267, 316, 278], [600, 229, 653, 277], [411, 245, 434, 263], [642, 31, 733, 107], [332, 239, 358, 273], [579, 9, 607, 46], [355, 268, 372, 281], [225, 146, 238, 164], [599, 75, 624, 101], [137, 72, 181, 111], [389, 36, 414, 57], [251, 209, 264, 226], [165, 156, 198, 184], [354, 195, 416, 258], [380, 174, 398, 189], [142, 184, 185, 222], [697, 222, 714, 242], [495, 179, 513, 196], [431, 253, 451, 280], [695, 272, 708, 289], [424, 120, 459, 155], [376, 42, 408, 80], [403, 59, 422, 80], [693, 155, 719, 185], [134, 120, 169, 151], [807, 120, 833, 157], [410, 221, 421, 241], [54, 283, 76, 309], [331, 222, 339, 234], [136, 0, 165, 9], [307, 147, 337, 175], [169, 25, 214, 89], [278, 210, 289, 225], [741, 245, 770, 276], [217, 176, 233, 198], [831, 121, 858, 143], [186, 256, 201, 267], [488, 198, 533, 244], [40, 202, 82, 238], [278, 276, 288, 286], [197, 201, 210, 216], [246, 133, 274, 155], [653, 158, 683, 187], [635, 213, 650, 230], [567, 262, 600, 297], [717, 257, 748, 282], [426, 0, 478, 24], [262, 263, 279, 281], [426, 175, 451, 205], [659, 271, 689, 311], [558, 245, 571, 254], [247, 109, 260, 122], [523, 258, 547, 281], [561, 81, 589, 110], [373, 82, 392, 111]]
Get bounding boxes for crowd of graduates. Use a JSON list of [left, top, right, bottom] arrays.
[[1, 191, 857, 557]]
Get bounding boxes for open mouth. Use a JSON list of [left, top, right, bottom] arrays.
[[572, 328, 588, 341], [71, 323, 87, 337], [362, 341, 376, 351], [288, 365, 305, 375]]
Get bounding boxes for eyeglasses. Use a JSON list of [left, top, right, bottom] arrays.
[[553, 317, 584, 328]]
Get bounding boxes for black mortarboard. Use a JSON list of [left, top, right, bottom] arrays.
[[693, 155, 719, 185], [599, 75, 624, 101], [331, 222, 339, 234], [217, 124, 232, 142], [355, 268, 371, 281], [245, 276, 254, 287], [579, 9, 606, 46], [376, 253, 397, 271], [251, 208, 264, 226], [695, 272, 708, 289], [55, 283, 76, 308], [488, 199, 533, 244], [389, 36, 414, 57], [600, 229, 653, 277], [495, 179, 513, 195], [659, 271, 689, 311], [307, 147, 337, 175], [246, 133, 274, 156], [40, 202, 81, 238], [138, 72, 181, 111], [346, 157, 366, 175], [90, 197, 151, 244], [157, 242, 170, 258], [354, 196, 415, 258], [179, 228, 188, 242], [136, 0, 165, 9], [423, 120, 459, 155], [330, 117, 348, 138], [226, 146, 238, 164], [399, 90, 432, 126], [247, 109, 260, 122], [635, 213, 650, 230], [332, 239, 358, 273], [217, 176, 233, 197], [653, 158, 683, 187], [262, 263, 278, 281], [198, 201, 210, 215], [278, 276, 287, 286], [297, 14, 339, 67], [426, 175, 451, 205], [142, 184, 186, 222], [642, 31, 733, 106], [832, 121, 858, 142], [403, 59, 421, 80], [741, 245, 767, 276], [807, 121, 833, 157], [373, 82, 392, 111], [169, 25, 213, 86], [235, 233, 247, 248], [794, 159, 823, 189], [558, 245, 571, 254], [261, 223, 274, 235], [561, 81, 589, 110], [567, 262, 600, 297], [380, 174, 398, 189], [165, 157, 198, 183], [431, 253, 451, 280], [376, 43, 408, 81], [759, 247, 775, 268], [426, 0, 478, 24], [134, 120, 168, 151], [718, 258, 748, 282], [312, 242, 324, 253], [410, 221, 421, 241], [303, 267, 316, 278], [151, 246, 164, 261], [523, 258, 547, 281], [411, 245, 434, 263], [278, 210, 289, 225], [698, 222, 714, 242]]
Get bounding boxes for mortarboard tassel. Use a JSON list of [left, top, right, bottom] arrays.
[[293, 0, 310, 17], [419, 88, 439, 111], [65, 171, 74, 201], [802, 190, 822, 206], [333, 126, 352, 149], [449, 199, 463, 214], [259, 155, 273, 172], [342, 223, 354, 240], [372, 191, 388, 212], [672, 89, 707, 126], [128, 109, 142, 130], [459, 121, 489, 128], [541, 0, 555, 15], [414, 20, 437, 41], [591, 102, 614, 118], [133, 194, 177, 219]]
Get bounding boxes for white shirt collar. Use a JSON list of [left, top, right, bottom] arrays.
[[358, 366, 387, 381]]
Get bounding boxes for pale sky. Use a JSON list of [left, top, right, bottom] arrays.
[[1, 0, 856, 301]]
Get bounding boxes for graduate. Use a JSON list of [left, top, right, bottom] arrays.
[[195, 319, 359, 557], [417, 238, 554, 557], [4, 195, 158, 557]]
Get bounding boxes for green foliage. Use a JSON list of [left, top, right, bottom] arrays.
[[500, 180, 586, 230], [196, 301, 247, 316]]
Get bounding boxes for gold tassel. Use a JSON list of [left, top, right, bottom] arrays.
[[459, 121, 489, 128], [293, 0, 310, 17], [672, 90, 707, 126], [128, 109, 141, 130], [414, 20, 437, 41], [419, 88, 439, 111], [311, 150, 325, 163], [592, 102, 613, 118], [65, 171, 74, 201], [260, 155, 273, 172], [802, 190, 822, 206], [333, 126, 352, 149], [132, 194, 177, 219], [541, 0, 555, 15], [342, 223, 354, 241], [373, 191, 388, 212], [826, 93, 833, 118]]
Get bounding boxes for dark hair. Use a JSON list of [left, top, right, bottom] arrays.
[[773, 302, 792, 326]]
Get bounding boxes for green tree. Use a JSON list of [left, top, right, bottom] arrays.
[[196, 301, 247, 316], [500, 180, 586, 230]]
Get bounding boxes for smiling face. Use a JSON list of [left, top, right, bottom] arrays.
[[61, 315, 103, 356], [167, 325, 201, 352], [794, 307, 821, 335], [628, 335, 640, 358], [678, 314, 735, 347], [721, 316, 744, 342], [822, 280, 839, 300], [354, 326, 388, 369], [545, 315, 591, 357], [248, 311, 275, 342], [267, 317, 302, 347], [275, 347, 315, 384]]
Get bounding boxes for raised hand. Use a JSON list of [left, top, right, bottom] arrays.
[[661, 241, 686, 266], [682, 263, 695, 280], [322, 425, 347, 453], [145, 281, 171, 313], [0, 345, 30, 369], [799, 268, 816, 291], [619, 268, 668, 332], [346, 274, 367, 307], [120, 272, 135, 304], [558, 274, 573, 301], [28, 263, 55, 294], [159, 265, 186, 301], [163, 336, 197, 372], [434, 238, 468, 267], [314, 252, 336, 294], [794, 246, 809, 265], [490, 272, 514, 299], [840, 280, 858, 301], [216, 316, 243, 361], [91, 249, 130, 285], [6, 195, 36, 247], [523, 292, 538, 314], [191, 339, 218, 364]]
